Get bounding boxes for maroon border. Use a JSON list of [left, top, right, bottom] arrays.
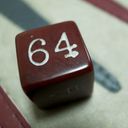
[[0, 86, 31, 128], [85, 0, 128, 23]]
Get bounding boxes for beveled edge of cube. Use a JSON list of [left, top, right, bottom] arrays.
[[15, 21, 76, 40]]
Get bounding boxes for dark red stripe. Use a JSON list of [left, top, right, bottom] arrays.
[[85, 0, 128, 23], [0, 86, 31, 128]]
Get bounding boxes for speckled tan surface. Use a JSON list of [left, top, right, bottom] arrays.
[[0, 0, 128, 128]]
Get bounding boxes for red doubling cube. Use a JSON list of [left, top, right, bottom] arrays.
[[0, 86, 30, 127], [15, 21, 94, 108]]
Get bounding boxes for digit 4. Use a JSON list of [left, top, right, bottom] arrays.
[[55, 32, 79, 58]]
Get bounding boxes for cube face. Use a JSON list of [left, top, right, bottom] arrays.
[[16, 21, 94, 108], [32, 72, 94, 108]]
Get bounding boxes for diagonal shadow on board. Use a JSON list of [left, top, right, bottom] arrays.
[[0, 0, 48, 29], [0, 0, 121, 92]]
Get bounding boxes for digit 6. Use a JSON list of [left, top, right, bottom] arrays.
[[28, 38, 49, 66]]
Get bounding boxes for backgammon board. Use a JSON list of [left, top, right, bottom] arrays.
[[0, 0, 128, 127]]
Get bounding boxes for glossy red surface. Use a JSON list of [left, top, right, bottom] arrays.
[[0, 86, 30, 127], [16, 21, 94, 108]]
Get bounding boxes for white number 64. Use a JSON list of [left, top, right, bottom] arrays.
[[28, 32, 79, 66]]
